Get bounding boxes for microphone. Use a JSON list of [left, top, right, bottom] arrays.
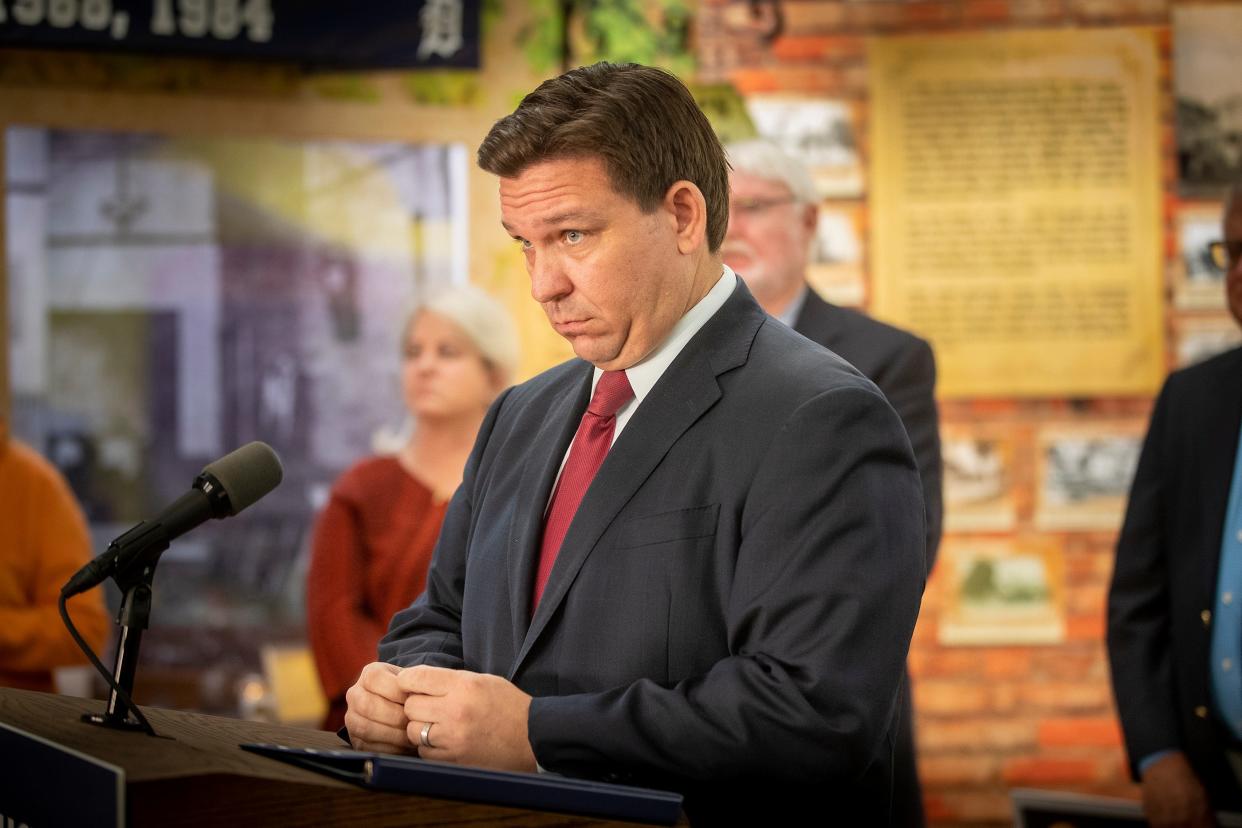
[[62, 441, 283, 597]]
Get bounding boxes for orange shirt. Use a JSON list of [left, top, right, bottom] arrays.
[[306, 456, 450, 729], [0, 438, 111, 692]]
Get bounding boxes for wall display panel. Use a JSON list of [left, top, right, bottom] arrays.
[[1173, 5, 1242, 198], [938, 537, 1066, 646], [1033, 422, 1143, 531], [870, 29, 1164, 397], [5, 126, 467, 702]]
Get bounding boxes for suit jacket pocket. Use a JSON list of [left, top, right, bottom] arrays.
[[615, 503, 719, 550]]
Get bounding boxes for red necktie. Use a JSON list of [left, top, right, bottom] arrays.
[[533, 370, 634, 608]]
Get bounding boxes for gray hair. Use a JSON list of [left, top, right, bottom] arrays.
[[373, 283, 520, 454], [725, 139, 819, 205], [411, 283, 520, 386]]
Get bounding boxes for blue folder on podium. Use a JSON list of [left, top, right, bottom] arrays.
[[241, 742, 683, 825]]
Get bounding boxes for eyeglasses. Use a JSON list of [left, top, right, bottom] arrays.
[[730, 196, 798, 217], [1208, 240, 1242, 271]]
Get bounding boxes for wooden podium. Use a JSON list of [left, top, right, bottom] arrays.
[[0, 687, 654, 827]]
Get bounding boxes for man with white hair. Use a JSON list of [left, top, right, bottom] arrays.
[[723, 139, 943, 825]]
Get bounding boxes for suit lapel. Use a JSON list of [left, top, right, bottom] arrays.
[[511, 282, 765, 675], [505, 365, 593, 660]]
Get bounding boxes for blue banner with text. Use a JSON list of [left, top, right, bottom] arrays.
[[0, 0, 480, 69]]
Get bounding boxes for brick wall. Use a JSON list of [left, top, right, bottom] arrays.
[[695, 0, 1237, 823]]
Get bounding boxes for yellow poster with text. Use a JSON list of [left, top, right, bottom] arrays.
[[869, 29, 1163, 397]]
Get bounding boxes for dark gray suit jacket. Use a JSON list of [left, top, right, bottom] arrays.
[[380, 281, 926, 823], [793, 288, 942, 571], [1108, 345, 1242, 810]]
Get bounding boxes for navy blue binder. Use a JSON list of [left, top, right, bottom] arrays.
[[240, 742, 683, 825]]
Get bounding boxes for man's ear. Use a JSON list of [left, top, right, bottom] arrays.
[[664, 180, 708, 255]]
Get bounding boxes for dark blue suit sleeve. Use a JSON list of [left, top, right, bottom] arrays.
[[377, 388, 514, 669], [1107, 379, 1180, 778]]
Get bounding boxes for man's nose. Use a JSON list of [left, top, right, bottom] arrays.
[[530, 253, 571, 303]]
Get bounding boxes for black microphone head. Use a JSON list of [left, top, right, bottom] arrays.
[[201, 441, 283, 516]]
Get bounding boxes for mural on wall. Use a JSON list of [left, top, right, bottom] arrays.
[[5, 127, 467, 705], [1174, 5, 1242, 197]]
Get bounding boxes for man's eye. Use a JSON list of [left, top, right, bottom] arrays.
[[516, 238, 532, 250], [565, 230, 583, 245]]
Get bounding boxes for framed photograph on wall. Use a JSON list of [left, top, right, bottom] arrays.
[[807, 201, 866, 308], [1173, 6, 1242, 197], [1033, 423, 1143, 532], [1173, 201, 1228, 310], [938, 538, 1065, 646], [941, 425, 1018, 533], [743, 95, 864, 198]]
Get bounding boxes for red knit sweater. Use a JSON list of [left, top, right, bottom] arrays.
[[306, 456, 449, 730]]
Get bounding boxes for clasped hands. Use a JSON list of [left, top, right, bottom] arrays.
[[344, 662, 538, 772]]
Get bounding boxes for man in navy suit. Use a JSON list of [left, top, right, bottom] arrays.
[[721, 139, 942, 570], [1108, 183, 1242, 827], [721, 139, 942, 825], [344, 62, 926, 824]]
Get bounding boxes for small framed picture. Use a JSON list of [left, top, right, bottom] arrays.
[[1034, 423, 1143, 532], [938, 538, 1065, 646], [1173, 202, 1228, 310], [743, 95, 864, 198], [941, 426, 1018, 533]]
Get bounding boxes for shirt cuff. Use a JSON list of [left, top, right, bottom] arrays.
[[1138, 749, 1179, 776]]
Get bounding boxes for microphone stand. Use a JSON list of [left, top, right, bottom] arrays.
[[82, 525, 170, 732]]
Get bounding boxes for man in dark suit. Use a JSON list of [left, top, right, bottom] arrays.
[[1108, 183, 1242, 827], [343, 63, 926, 824], [721, 140, 942, 569], [722, 140, 942, 825]]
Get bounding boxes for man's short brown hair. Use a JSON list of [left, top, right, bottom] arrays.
[[478, 62, 730, 252]]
